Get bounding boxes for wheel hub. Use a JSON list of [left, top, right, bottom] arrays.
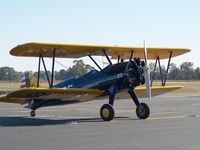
[[138, 105, 146, 116], [102, 108, 109, 118]]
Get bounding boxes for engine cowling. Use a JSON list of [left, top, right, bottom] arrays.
[[125, 58, 145, 87]]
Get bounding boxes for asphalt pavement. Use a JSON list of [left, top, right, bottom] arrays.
[[0, 94, 200, 150]]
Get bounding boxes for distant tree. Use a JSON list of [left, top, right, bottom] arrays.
[[150, 63, 159, 80], [168, 63, 180, 80], [179, 62, 195, 80], [72, 60, 87, 76], [2, 60, 200, 81], [54, 60, 94, 80], [194, 67, 200, 80], [33, 71, 52, 81], [0, 67, 19, 81], [55, 69, 68, 80], [150, 63, 166, 80]]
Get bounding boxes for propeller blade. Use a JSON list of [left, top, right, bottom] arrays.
[[143, 40, 152, 101]]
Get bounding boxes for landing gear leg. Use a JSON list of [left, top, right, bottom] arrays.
[[128, 88, 150, 119], [29, 99, 37, 117], [100, 85, 117, 121]]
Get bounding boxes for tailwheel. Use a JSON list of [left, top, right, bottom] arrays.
[[100, 104, 115, 121], [30, 110, 36, 117], [136, 103, 150, 119]]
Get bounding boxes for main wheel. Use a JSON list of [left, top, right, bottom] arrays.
[[30, 110, 36, 117], [100, 104, 115, 121], [136, 103, 150, 119]]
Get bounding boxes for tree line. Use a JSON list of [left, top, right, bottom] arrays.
[[150, 62, 200, 80], [0, 60, 200, 81], [0, 60, 94, 81]]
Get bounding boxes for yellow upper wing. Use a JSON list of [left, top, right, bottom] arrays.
[[10, 42, 190, 60]]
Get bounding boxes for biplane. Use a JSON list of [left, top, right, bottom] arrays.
[[0, 42, 190, 121]]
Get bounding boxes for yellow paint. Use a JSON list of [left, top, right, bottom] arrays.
[[135, 86, 183, 98], [115, 85, 184, 99], [10, 42, 190, 59], [135, 85, 183, 91], [76, 94, 81, 98], [102, 108, 110, 118], [0, 85, 183, 104], [7, 88, 104, 99], [0, 95, 27, 104]]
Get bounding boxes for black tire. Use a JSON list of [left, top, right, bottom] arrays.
[[30, 110, 36, 117], [136, 103, 150, 119], [100, 104, 115, 121]]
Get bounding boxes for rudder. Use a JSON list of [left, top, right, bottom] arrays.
[[21, 72, 37, 88]]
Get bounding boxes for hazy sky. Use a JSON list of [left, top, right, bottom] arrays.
[[0, 0, 199, 71]]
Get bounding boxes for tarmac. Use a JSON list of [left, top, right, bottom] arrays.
[[0, 94, 200, 150]]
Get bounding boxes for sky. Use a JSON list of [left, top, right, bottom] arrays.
[[0, 0, 200, 71]]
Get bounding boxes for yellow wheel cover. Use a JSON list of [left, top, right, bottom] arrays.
[[102, 108, 110, 118]]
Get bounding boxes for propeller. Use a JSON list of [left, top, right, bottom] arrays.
[[143, 40, 152, 101]]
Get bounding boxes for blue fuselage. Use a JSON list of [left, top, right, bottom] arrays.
[[54, 62, 129, 93]]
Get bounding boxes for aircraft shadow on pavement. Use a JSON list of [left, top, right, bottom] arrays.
[[0, 116, 132, 127]]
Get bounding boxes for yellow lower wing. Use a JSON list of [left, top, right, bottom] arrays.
[[0, 96, 24, 104], [115, 86, 183, 99], [0, 88, 105, 104], [0, 86, 183, 104], [135, 85, 183, 98]]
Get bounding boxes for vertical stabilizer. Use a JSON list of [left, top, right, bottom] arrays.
[[21, 72, 37, 88]]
